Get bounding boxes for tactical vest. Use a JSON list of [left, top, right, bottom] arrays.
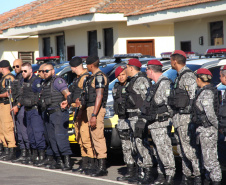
[[84, 71, 109, 108], [20, 75, 40, 107], [168, 69, 192, 111], [112, 82, 127, 119], [141, 77, 171, 122], [125, 72, 149, 110], [40, 76, 65, 109], [69, 72, 90, 102], [0, 73, 15, 104], [192, 84, 219, 128], [12, 73, 23, 104]]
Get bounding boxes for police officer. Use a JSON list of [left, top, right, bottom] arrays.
[[0, 60, 17, 161], [143, 60, 175, 185], [35, 63, 55, 168], [12, 62, 46, 165], [11, 59, 30, 163], [193, 68, 222, 185], [83, 56, 108, 177], [64, 57, 94, 173], [41, 64, 72, 171], [125, 58, 153, 184], [168, 50, 201, 185], [113, 66, 135, 181]]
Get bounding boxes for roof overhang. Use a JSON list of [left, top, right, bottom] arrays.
[[3, 13, 127, 37], [127, 1, 226, 26]]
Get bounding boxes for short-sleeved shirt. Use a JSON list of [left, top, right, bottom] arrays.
[[1, 72, 15, 89], [78, 69, 89, 89], [52, 75, 68, 92], [91, 69, 108, 89]]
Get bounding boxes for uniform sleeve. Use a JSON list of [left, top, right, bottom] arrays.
[[201, 90, 218, 129], [78, 75, 88, 89], [133, 77, 150, 100], [53, 78, 68, 92], [32, 78, 43, 93], [180, 72, 197, 99], [91, 74, 108, 88]]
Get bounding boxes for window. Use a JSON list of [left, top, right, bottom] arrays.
[[210, 21, 223, 46], [88, 30, 98, 56], [104, 28, 113, 57], [18, 52, 34, 64], [43, 37, 51, 56], [57, 35, 65, 61], [181, 41, 191, 52]]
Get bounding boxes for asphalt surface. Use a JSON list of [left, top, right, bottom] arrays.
[[0, 146, 225, 185]]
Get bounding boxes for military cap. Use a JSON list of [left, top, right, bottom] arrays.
[[171, 50, 187, 59], [69, 57, 82, 67], [127, 58, 141, 68], [147, 59, 163, 66], [196, 68, 213, 77], [115, 66, 126, 78], [86, 56, 99, 65]]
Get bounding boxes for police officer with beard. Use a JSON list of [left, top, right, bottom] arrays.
[[168, 50, 201, 185], [12, 62, 46, 165], [41, 64, 72, 171], [83, 56, 108, 177], [125, 58, 153, 184], [113, 66, 135, 182], [11, 59, 30, 163], [142, 60, 175, 185], [193, 68, 222, 185]]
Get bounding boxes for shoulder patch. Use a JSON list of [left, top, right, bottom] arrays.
[[58, 79, 63, 84], [166, 89, 170, 96], [36, 84, 41, 88], [202, 100, 208, 106], [96, 75, 103, 83], [140, 84, 145, 90]]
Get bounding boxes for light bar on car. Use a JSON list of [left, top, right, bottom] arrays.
[[113, 53, 142, 58], [36, 56, 60, 61], [161, 51, 196, 58], [206, 48, 226, 54]]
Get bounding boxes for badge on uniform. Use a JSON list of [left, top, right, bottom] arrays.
[[140, 84, 145, 90], [202, 100, 208, 106], [185, 85, 189, 91], [58, 80, 63, 84], [166, 89, 170, 96], [36, 84, 41, 88], [96, 75, 103, 83], [122, 88, 126, 93]]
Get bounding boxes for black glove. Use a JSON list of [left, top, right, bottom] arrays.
[[134, 119, 146, 138]]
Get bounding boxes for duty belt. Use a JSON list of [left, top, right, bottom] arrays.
[[47, 107, 61, 115], [24, 105, 38, 111]]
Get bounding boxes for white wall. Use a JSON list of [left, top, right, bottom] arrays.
[[39, 21, 175, 59], [0, 38, 39, 65], [175, 14, 226, 54]]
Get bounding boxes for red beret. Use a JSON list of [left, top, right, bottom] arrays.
[[127, 58, 142, 68], [171, 50, 187, 59], [220, 65, 226, 71], [115, 66, 126, 78], [147, 60, 163, 66], [196, 68, 213, 77]]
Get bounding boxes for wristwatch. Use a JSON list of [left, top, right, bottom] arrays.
[[91, 113, 97, 117]]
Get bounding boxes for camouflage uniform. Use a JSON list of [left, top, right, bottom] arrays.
[[172, 66, 201, 177], [195, 87, 222, 182], [126, 73, 153, 168], [148, 75, 175, 177]]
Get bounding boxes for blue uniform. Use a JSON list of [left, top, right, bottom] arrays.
[[23, 74, 46, 150]]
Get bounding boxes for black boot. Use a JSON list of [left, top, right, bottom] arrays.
[[0, 143, 3, 156], [62, 155, 72, 171], [11, 149, 27, 163], [34, 150, 45, 166], [36, 155, 54, 168], [180, 175, 193, 185], [49, 156, 64, 169], [165, 175, 174, 185], [72, 157, 88, 173], [117, 164, 135, 181], [212, 182, 221, 185], [21, 149, 32, 164], [154, 173, 165, 185], [32, 149, 39, 165], [194, 176, 202, 185], [0, 147, 9, 160], [91, 158, 108, 177], [85, 157, 96, 175], [127, 166, 142, 184], [3, 148, 16, 161], [138, 167, 154, 184]]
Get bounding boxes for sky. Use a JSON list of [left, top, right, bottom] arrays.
[[0, 0, 35, 14]]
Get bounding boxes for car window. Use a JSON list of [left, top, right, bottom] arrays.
[[61, 71, 77, 85], [163, 69, 177, 82], [208, 66, 221, 87]]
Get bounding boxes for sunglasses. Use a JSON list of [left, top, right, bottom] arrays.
[[13, 65, 20, 69], [38, 70, 44, 73], [43, 69, 53, 73], [21, 70, 27, 73]]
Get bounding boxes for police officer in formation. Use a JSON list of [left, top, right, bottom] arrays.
[[193, 68, 222, 185], [144, 60, 175, 185], [0, 60, 17, 161], [168, 50, 201, 185], [125, 59, 153, 184], [113, 66, 135, 181]]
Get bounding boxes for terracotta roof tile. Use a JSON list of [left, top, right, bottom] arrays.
[[125, 0, 221, 16]]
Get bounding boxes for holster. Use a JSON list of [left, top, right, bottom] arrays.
[[134, 119, 146, 138]]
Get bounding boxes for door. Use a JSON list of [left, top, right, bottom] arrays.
[[127, 40, 155, 56], [43, 37, 51, 56], [67, 46, 75, 61], [88, 30, 98, 56], [104, 28, 113, 57], [57, 35, 65, 61]]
